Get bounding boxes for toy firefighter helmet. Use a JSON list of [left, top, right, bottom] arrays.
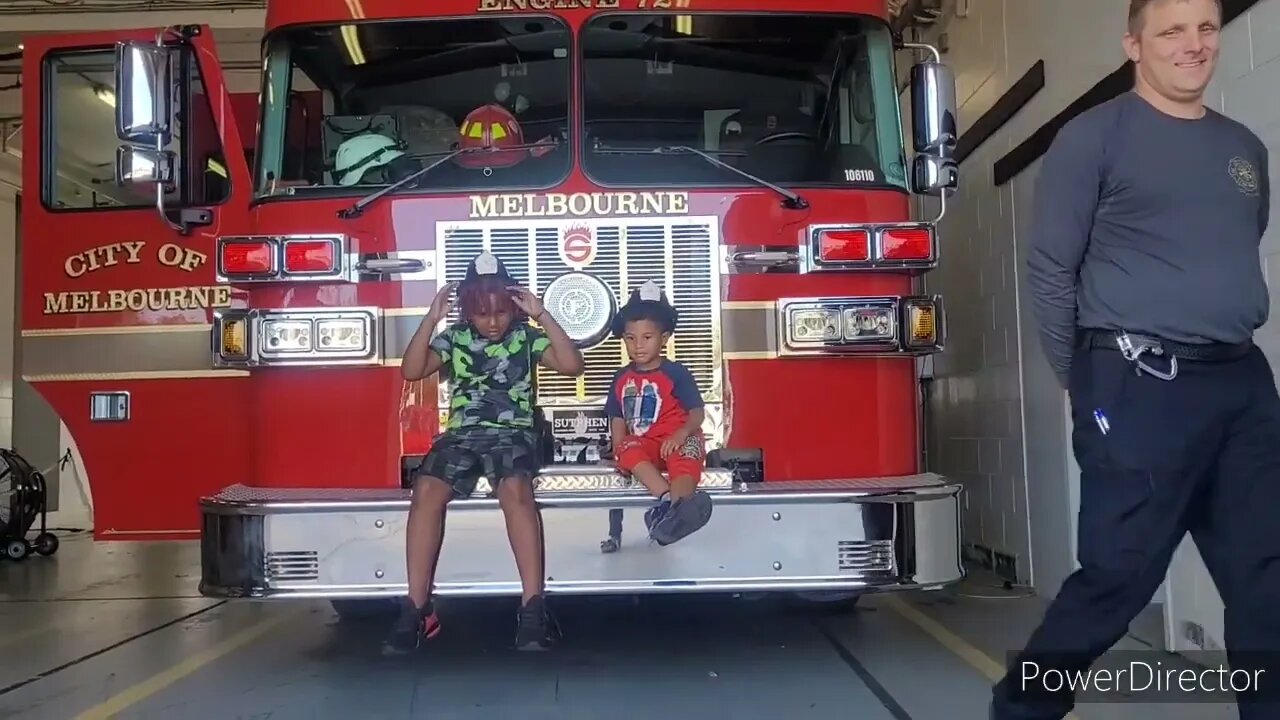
[[611, 280, 679, 338], [455, 104, 526, 169], [462, 251, 517, 285], [334, 133, 405, 186]]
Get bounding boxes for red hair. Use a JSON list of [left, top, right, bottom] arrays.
[[458, 276, 518, 319]]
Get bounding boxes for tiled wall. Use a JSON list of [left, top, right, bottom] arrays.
[[902, 0, 1278, 600], [901, 0, 1134, 595]]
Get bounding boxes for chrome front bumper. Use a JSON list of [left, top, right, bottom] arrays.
[[198, 469, 964, 599]]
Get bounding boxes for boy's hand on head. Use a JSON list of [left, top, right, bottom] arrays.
[[661, 429, 690, 459], [428, 281, 458, 322], [507, 285, 546, 320]]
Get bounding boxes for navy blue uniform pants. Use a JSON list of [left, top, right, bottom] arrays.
[[992, 343, 1280, 719]]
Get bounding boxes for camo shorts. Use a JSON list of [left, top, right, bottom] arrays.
[[415, 426, 542, 499]]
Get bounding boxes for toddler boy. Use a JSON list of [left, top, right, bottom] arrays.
[[604, 281, 713, 546]]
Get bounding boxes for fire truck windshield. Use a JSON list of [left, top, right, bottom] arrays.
[[254, 16, 572, 197], [581, 13, 907, 191]]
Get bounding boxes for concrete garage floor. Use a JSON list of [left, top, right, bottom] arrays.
[[0, 533, 1241, 720]]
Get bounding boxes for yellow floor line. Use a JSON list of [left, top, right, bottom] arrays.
[[881, 596, 1082, 720], [71, 608, 299, 720]]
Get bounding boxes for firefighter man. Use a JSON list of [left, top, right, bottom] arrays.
[[993, 0, 1276, 718]]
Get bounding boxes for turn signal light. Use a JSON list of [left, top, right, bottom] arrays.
[[220, 316, 249, 359], [816, 229, 870, 263], [221, 241, 273, 275], [881, 227, 933, 261], [284, 240, 337, 274], [903, 298, 942, 348]]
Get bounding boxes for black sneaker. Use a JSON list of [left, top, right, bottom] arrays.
[[514, 594, 558, 651], [381, 598, 441, 655], [650, 490, 713, 546], [644, 496, 672, 532]]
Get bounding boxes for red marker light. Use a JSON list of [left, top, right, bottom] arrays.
[[817, 228, 871, 263], [881, 228, 933, 261], [221, 240, 274, 275], [284, 240, 337, 274]]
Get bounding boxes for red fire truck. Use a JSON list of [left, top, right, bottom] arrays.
[[20, 0, 962, 613]]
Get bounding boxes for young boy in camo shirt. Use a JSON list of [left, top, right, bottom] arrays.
[[384, 252, 584, 654], [603, 281, 713, 547]]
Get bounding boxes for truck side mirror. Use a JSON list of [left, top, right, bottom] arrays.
[[115, 145, 173, 186], [114, 41, 175, 147], [905, 52, 959, 197], [112, 37, 191, 235], [911, 153, 958, 197], [909, 59, 957, 154]]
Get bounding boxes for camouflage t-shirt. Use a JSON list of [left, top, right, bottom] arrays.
[[430, 322, 551, 430]]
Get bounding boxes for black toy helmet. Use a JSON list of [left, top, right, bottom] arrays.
[[610, 279, 678, 338], [462, 251, 516, 285], [456, 251, 528, 321]]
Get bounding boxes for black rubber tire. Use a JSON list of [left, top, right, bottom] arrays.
[[5, 539, 29, 561], [33, 532, 59, 556], [330, 598, 402, 621], [788, 590, 864, 613]]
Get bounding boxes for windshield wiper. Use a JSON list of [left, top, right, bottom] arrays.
[[337, 142, 555, 219], [590, 143, 809, 210]]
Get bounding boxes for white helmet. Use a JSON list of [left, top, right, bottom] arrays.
[[334, 133, 405, 186]]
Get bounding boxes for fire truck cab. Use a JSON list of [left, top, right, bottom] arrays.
[[20, 0, 963, 613]]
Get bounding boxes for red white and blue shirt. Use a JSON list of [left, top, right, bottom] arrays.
[[604, 360, 704, 439]]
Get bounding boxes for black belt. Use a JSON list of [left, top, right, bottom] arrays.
[[1079, 329, 1252, 362]]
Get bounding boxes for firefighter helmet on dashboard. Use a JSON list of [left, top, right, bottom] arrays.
[[333, 133, 406, 186], [455, 104, 526, 169]]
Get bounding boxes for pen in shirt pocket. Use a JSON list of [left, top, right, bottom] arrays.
[[1093, 409, 1110, 435]]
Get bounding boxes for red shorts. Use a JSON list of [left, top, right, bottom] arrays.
[[615, 433, 705, 481]]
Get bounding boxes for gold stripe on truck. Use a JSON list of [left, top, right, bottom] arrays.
[[383, 302, 782, 362], [20, 325, 248, 382], [19, 302, 782, 382]]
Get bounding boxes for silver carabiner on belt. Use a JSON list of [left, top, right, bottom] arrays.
[[1116, 331, 1178, 381]]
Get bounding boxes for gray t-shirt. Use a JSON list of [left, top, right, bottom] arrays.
[[1026, 91, 1271, 384]]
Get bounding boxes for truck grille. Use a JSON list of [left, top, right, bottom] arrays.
[[437, 216, 722, 405]]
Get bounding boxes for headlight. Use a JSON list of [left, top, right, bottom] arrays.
[[541, 271, 616, 348], [317, 317, 368, 352], [263, 319, 311, 353], [788, 307, 842, 342], [780, 298, 906, 353], [842, 306, 895, 342], [213, 308, 380, 367], [785, 301, 896, 348]]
